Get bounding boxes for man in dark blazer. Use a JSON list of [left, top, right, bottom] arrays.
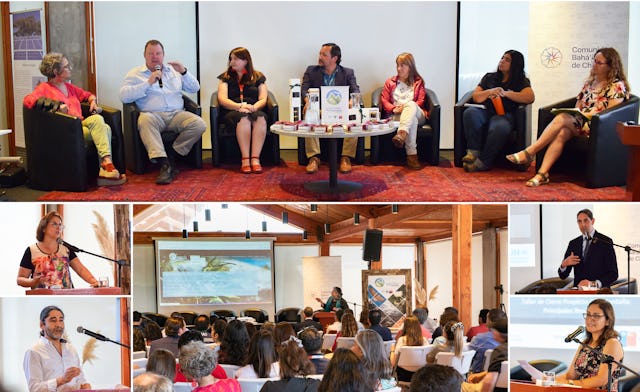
[[295, 306, 323, 333], [149, 315, 186, 357], [301, 43, 360, 174], [558, 209, 618, 288]]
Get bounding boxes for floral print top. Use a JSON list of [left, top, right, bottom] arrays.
[[574, 339, 622, 391], [572, 79, 629, 134], [20, 243, 77, 289]]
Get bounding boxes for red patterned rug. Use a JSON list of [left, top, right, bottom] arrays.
[[38, 159, 627, 202]]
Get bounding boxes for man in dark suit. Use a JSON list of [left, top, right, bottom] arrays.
[[301, 43, 360, 174], [149, 315, 186, 357], [295, 307, 323, 333], [558, 209, 618, 288]]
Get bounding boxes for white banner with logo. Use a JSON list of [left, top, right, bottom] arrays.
[[528, 2, 629, 135]]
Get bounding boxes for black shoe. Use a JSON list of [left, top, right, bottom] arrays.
[[156, 163, 176, 185]]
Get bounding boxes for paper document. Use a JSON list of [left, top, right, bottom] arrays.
[[518, 360, 544, 380]]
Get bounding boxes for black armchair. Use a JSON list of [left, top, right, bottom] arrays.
[[122, 95, 203, 174], [370, 87, 441, 165], [179, 311, 198, 327], [242, 308, 269, 323], [210, 90, 280, 166], [510, 360, 567, 381], [453, 90, 531, 167], [276, 307, 301, 323], [23, 102, 125, 192], [535, 95, 639, 188], [515, 277, 573, 294]]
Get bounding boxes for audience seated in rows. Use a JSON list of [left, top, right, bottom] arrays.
[[133, 372, 173, 392], [146, 348, 176, 381], [426, 320, 466, 364], [299, 327, 329, 374], [368, 309, 393, 341], [352, 329, 397, 390], [295, 307, 323, 333], [394, 307, 433, 341], [462, 318, 508, 392], [317, 348, 368, 392], [218, 319, 249, 366], [468, 308, 507, 374], [143, 320, 163, 345], [260, 338, 320, 392], [180, 341, 241, 391], [331, 311, 358, 351], [175, 330, 227, 382], [326, 308, 344, 333], [432, 307, 459, 343], [194, 315, 213, 341], [392, 316, 430, 382]]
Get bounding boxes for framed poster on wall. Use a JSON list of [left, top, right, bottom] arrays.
[[362, 269, 412, 328]]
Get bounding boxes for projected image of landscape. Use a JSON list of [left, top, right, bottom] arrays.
[[156, 239, 274, 306]]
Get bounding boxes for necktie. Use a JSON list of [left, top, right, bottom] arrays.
[[583, 236, 591, 258]]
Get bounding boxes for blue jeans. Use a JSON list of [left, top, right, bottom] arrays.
[[463, 107, 513, 167]]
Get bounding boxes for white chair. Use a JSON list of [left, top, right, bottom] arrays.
[[173, 382, 194, 392], [397, 345, 434, 372], [435, 350, 476, 376], [322, 333, 337, 351], [307, 374, 323, 380], [132, 357, 148, 370], [237, 377, 279, 392], [383, 340, 396, 359], [132, 367, 146, 378], [133, 351, 146, 360], [483, 349, 494, 371], [336, 337, 356, 350], [220, 364, 241, 378], [495, 361, 509, 388]]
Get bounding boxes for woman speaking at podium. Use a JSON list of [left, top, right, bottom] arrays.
[[16, 211, 99, 289], [556, 298, 624, 389], [316, 286, 349, 312]]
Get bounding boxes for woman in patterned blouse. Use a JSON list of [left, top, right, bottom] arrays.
[[556, 299, 624, 390], [506, 47, 630, 186]]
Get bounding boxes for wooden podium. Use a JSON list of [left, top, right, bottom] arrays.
[[313, 311, 336, 332], [26, 287, 123, 295], [511, 381, 601, 392], [616, 121, 640, 201]]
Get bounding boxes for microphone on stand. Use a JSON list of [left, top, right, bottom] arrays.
[[564, 326, 585, 343], [77, 326, 108, 342], [57, 238, 80, 252], [155, 64, 163, 88]]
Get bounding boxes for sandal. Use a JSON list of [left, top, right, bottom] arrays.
[[526, 172, 550, 187], [241, 157, 251, 174], [392, 130, 408, 148], [506, 148, 534, 166], [250, 156, 262, 174]]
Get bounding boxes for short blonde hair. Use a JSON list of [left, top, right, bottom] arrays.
[[39, 52, 65, 79]]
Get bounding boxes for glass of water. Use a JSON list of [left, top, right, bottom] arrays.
[[542, 371, 555, 386]]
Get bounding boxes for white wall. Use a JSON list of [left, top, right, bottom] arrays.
[[93, 2, 198, 109], [198, 1, 458, 149], [0, 297, 124, 391], [629, 1, 640, 93], [275, 244, 318, 311]]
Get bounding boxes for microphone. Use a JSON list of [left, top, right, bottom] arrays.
[[564, 326, 585, 343], [155, 64, 163, 88], [57, 238, 80, 252], [77, 326, 109, 342]]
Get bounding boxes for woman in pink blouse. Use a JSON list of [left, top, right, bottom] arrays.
[[23, 52, 126, 186], [507, 47, 631, 186]]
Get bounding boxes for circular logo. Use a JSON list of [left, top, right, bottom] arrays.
[[541, 47, 562, 68], [375, 278, 385, 287], [326, 89, 343, 105]]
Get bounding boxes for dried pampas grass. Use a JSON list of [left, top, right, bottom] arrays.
[[91, 211, 114, 259], [82, 337, 98, 365]]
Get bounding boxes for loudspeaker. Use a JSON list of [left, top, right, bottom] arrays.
[[363, 229, 383, 261]]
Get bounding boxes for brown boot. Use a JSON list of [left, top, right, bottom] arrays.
[[306, 156, 321, 174], [339, 156, 352, 173], [406, 154, 421, 170]]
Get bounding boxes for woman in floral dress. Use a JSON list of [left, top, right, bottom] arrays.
[[506, 47, 630, 186], [17, 211, 98, 289], [556, 299, 624, 390]]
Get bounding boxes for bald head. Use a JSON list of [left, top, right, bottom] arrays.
[[133, 372, 173, 392]]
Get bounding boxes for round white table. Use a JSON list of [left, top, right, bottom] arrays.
[[272, 126, 396, 194]]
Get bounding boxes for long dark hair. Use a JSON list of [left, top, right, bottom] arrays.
[[318, 348, 369, 392], [247, 330, 278, 378], [219, 319, 249, 366], [39, 305, 63, 336], [497, 49, 527, 90], [223, 47, 261, 84]]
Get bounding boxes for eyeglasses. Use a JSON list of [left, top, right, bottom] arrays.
[[50, 222, 65, 229], [62, 64, 72, 70], [593, 60, 608, 66], [583, 313, 605, 320]]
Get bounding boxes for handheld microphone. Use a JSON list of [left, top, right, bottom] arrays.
[[155, 64, 163, 88], [77, 326, 108, 342], [564, 325, 585, 343], [57, 238, 80, 252]]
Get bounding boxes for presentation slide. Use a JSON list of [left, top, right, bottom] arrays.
[[511, 296, 640, 353], [155, 239, 274, 307]]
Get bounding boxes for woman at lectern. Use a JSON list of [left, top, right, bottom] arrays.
[[217, 47, 269, 174], [380, 52, 429, 170], [315, 286, 349, 312], [16, 211, 99, 289], [507, 47, 630, 186], [555, 298, 624, 389]]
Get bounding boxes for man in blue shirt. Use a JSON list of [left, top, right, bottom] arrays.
[[120, 40, 206, 184], [368, 309, 393, 341], [468, 308, 507, 373]]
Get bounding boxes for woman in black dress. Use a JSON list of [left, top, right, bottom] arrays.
[[217, 47, 268, 174]]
